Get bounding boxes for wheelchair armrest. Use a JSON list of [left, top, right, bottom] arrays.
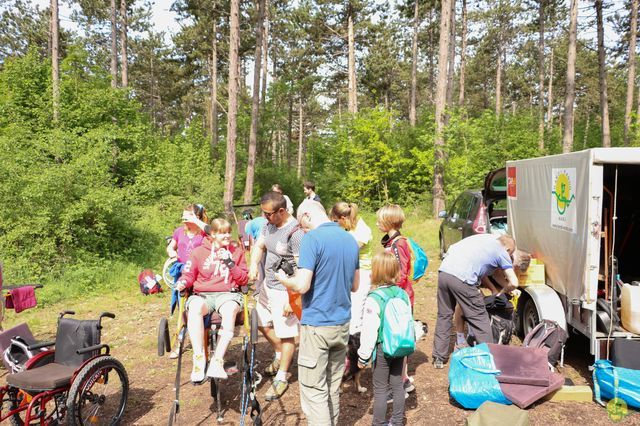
[[27, 340, 55, 351], [78, 344, 110, 356]]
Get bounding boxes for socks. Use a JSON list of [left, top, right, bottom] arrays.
[[456, 332, 466, 345], [275, 351, 282, 360], [275, 370, 287, 382]]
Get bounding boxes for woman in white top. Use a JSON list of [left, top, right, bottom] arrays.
[[330, 202, 373, 334], [271, 184, 294, 215]]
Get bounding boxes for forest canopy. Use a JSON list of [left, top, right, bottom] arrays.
[[0, 0, 638, 288]]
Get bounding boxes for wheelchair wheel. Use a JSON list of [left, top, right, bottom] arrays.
[[66, 356, 129, 426], [162, 258, 178, 290]]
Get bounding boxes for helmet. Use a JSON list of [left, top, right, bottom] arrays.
[[3, 337, 35, 374]]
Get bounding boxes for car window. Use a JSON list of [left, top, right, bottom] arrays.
[[457, 194, 474, 220], [447, 199, 460, 219], [451, 193, 473, 220]]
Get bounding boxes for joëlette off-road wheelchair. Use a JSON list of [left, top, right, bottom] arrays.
[[0, 311, 129, 425], [158, 285, 261, 425]]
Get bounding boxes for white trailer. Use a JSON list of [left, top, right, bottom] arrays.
[[506, 148, 640, 359]]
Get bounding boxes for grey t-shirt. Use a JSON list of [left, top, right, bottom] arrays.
[[439, 233, 513, 285], [262, 218, 305, 290]]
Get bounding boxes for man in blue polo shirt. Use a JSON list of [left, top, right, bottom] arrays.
[[276, 200, 359, 426]]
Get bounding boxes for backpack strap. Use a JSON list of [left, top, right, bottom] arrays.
[[284, 224, 302, 258], [523, 321, 546, 347], [389, 236, 406, 269]]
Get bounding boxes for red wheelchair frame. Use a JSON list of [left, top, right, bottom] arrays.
[[0, 311, 129, 425]]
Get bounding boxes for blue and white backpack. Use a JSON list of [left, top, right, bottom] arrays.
[[369, 286, 416, 358]]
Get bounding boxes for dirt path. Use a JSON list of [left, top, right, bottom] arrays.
[[2, 269, 639, 425]]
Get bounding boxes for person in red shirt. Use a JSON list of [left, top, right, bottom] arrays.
[[376, 204, 415, 396], [176, 218, 249, 383], [377, 205, 414, 306]]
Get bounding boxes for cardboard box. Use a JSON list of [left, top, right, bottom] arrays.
[[517, 259, 545, 286]]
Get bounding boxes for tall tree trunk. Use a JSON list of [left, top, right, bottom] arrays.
[[297, 100, 304, 178], [446, 0, 456, 108], [287, 93, 293, 166], [119, 0, 128, 87], [110, 0, 118, 88], [458, 0, 467, 106], [624, 0, 638, 145], [547, 47, 554, 130], [261, 0, 269, 109], [596, 0, 611, 147], [243, 0, 266, 204], [495, 44, 502, 115], [433, 0, 452, 218], [583, 112, 590, 148], [409, 0, 420, 126], [537, 0, 545, 151], [347, 2, 357, 114], [428, 5, 434, 103], [223, 0, 240, 215], [210, 6, 218, 151], [51, 0, 59, 122], [562, 0, 578, 153]]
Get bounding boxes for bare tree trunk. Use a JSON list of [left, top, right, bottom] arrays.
[[261, 0, 269, 109], [347, 2, 358, 114], [433, 0, 452, 218], [428, 6, 434, 103], [446, 0, 456, 108], [287, 93, 293, 166], [495, 44, 502, 115], [120, 0, 128, 87], [210, 6, 218, 151], [51, 0, 59, 122], [538, 0, 545, 151], [271, 129, 277, 163], [547, 47, 554, 130], [596, 0, 611, 147], [583, 112, 590, 149], [624, 0, 638, 145], [110, 0, 118, 88], [562, 0, 578, 153], [458, 0, 467, 106], [409, 0, 420, 126], [223, 0, 240, 215], [297, 100, 304, 178], [243, 0, 266, 204]]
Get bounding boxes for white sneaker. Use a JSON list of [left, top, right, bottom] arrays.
[[191, 353, 206, 383], [206, 358, 228, 379]]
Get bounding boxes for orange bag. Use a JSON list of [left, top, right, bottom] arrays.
[[288, 290, 302, 320]]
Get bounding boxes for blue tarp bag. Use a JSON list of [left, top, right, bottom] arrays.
[[449, 343, 511, 409], [593, 359, 640, 409]]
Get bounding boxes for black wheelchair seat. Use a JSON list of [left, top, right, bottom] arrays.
[[7, 363, 76, 391], [6, 317, 102, 391]]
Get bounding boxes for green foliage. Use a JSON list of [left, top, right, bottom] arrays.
[[0, 50, 223, 298]]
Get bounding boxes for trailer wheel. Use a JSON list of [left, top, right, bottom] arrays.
[[522, 298, 540, 337]]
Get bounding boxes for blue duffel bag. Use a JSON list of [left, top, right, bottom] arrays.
[[449, 343, 511, 409], [593, 359, 640, 409]]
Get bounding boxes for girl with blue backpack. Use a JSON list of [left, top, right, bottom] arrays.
[[358, 252, 415, 426]]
